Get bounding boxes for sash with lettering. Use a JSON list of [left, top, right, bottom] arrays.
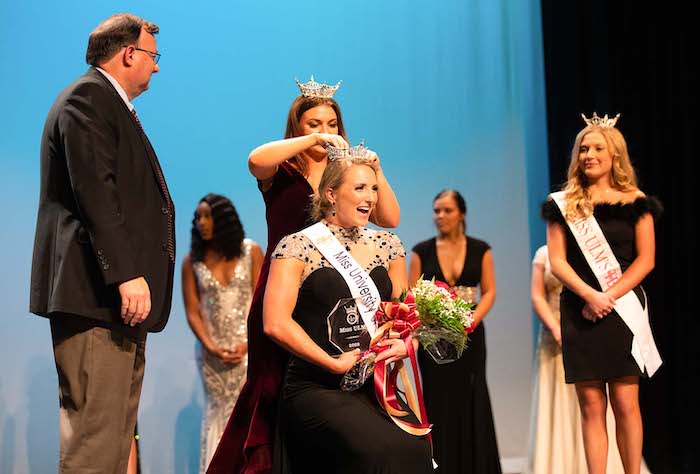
[[301, 222, 380, 342], [550, 192, 662, 376]]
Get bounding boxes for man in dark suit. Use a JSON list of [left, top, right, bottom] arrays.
[[30, 13, 174, 473]]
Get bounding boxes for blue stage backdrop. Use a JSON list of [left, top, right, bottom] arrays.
[[0, 1, 549, 472]]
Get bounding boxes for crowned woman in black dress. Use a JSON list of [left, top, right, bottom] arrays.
[[409, 190, 502, 474], [264, 158, 431, 474], [542, 198, 662, 383], [543, 114, 661, 474]]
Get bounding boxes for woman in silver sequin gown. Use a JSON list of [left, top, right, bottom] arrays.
[[182, 194, 263, 473]]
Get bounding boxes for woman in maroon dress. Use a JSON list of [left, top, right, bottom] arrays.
[[207, 77, 400, 473]]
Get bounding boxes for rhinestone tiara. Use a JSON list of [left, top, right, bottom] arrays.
[[326, 140, 369, 162], [581, 112, 621, 128], [295, 75, 342, 98]]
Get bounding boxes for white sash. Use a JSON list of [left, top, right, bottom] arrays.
[[550, 192, 662, 376], [301, 222, 380, 337]]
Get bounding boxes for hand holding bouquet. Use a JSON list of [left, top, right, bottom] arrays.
[[339, 277, 474, 437], [341, 277, 474, 390], [411, 277, 475, 363]]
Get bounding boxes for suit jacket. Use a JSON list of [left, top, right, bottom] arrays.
[[30, 67, 175, 340]]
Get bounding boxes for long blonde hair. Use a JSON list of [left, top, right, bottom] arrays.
[[562, 125, 638, 220]]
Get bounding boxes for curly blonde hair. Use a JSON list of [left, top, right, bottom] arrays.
[[310, 158, 375, 222], [561, 125, 638, 220]]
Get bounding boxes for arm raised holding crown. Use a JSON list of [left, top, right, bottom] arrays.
[[248, 134, 349, 181], [247, 75, 400, 227], [365, 149, 399, 227]]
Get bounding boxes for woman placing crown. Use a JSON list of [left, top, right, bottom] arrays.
[[542, 114, 662, 474], [207, 77, 400, 473]]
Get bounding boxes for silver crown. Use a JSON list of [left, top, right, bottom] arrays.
[[581, 112, 621, 128], [295, 75, 341, 98], [326, 140, 369, 162]]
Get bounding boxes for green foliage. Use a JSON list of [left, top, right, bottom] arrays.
[[412, 276, 474, 357]]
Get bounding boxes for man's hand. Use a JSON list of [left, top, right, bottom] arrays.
[[119, 277, 151, 326]]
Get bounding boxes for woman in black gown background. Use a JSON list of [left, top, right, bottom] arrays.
[[263, 158, 432, 473], [409, 189, 502, 474]]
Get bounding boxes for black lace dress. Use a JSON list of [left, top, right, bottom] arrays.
[[412, 236, 502, 474], [541, 196, 662, 383], [272, 223, 432, 474]]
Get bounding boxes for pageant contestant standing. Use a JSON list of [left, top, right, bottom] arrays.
[[528, 245, 651, 473], [30, 14, 174, 473], [266, 156, 431, 473], [207, 77, 400, 473], [182, 194, 263, 473], [408, 190, 502, 474], [528, 244, 587, 473], [543, 113, 662, 474]]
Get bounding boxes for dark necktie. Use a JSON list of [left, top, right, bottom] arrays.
[[132, 109, 175, 262], [131, 108, 144, 132]]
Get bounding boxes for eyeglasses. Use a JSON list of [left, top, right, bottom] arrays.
[[133, 47, 161, 65]]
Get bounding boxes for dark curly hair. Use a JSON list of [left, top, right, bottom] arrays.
[[190, 194, 245, 262]]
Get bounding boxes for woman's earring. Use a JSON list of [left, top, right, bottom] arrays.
[[332, 202, 336, 217]]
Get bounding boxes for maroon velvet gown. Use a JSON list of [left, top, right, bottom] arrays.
[[208, 162, 312, 473]]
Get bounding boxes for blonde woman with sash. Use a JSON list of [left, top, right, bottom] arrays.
[[262, 154, 431, 473], [543, 113, 662, 474]]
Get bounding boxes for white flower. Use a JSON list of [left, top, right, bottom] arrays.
[[461, 310, 475, 328]]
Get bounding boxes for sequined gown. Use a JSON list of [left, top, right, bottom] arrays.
[[194, 239, 254, 473], [273, 223, 432, 473], [208, 162, 313, 474]]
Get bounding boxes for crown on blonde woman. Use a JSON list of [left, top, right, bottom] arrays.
[[581, 112, 621, 128], [295, 75, 342, 98], [326, 140, 370, 162]]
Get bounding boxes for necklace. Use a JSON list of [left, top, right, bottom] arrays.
[[589, 186, 615, 203], [590, 186, 613, 196]]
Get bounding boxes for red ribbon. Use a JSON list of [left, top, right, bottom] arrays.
[[433, 279, 457, 298], [365, 293, 432, 437]]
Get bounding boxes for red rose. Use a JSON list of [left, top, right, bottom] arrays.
[[434, 280, 458, 299]]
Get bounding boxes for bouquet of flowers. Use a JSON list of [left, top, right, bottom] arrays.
[[411, 277, 475, 363], [341, 276, 474, 392]]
